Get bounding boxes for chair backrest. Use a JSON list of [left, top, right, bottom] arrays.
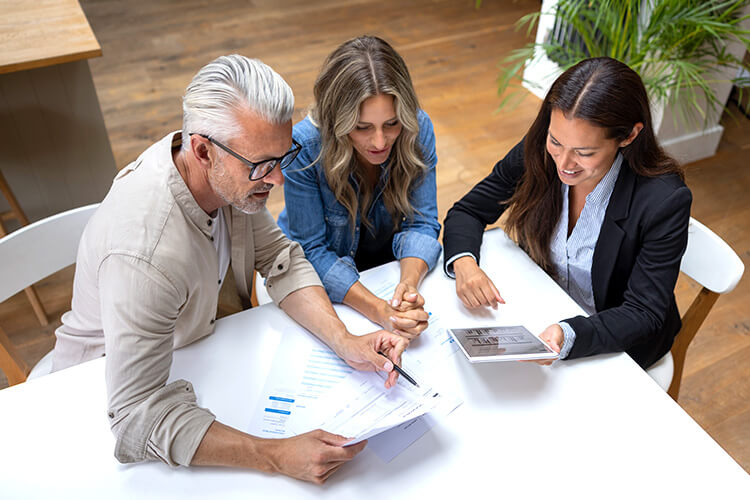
[[665, 217, 745, 400], [679, 217, 744, 294], [0, 204, 99, 304]]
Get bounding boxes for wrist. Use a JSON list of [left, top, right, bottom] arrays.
[[453, 255, 478, 276], [326, 324, 355, 358], [252, 437, 281, 474]]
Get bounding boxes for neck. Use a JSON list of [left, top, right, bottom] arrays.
[[172, 147, 224, 216]]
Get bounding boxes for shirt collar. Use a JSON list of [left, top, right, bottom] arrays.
[[586, 153, 622, 207], [164, 131, 215, 237]]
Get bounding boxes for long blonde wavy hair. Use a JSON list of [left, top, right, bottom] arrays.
[[310, 35, 427, 231]]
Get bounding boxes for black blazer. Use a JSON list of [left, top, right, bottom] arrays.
[[443, 140, 692, 368]]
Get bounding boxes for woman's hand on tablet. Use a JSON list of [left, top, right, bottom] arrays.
[[453, 256, 505, 309], [523, 324, 563, 366]]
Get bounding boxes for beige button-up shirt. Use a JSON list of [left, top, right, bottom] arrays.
[[52, 132, 321, 467]]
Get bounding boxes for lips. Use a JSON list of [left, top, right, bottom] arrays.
[[368, 147, 390, 156]]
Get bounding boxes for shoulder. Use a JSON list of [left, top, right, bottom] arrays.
[[293, 116, 322, 149], [631, 170, 692, 206], [416, 109, 435, 141]]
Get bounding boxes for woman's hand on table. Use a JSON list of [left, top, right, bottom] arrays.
[[452, 256, 505, 309]]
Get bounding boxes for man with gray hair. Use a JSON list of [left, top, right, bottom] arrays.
[[51, 55, 406, 484]]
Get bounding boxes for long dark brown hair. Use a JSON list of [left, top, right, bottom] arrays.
[[505, 57, 684, 274]]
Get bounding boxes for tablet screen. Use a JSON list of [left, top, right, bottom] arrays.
[[448, 326, 557, 362]]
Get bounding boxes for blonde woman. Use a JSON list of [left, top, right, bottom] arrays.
[[278, 36, 441, 339]]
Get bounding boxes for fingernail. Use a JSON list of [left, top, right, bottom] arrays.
[[383, 360, 393, 372], [390, 316, 397, 323], [391, 299, 400, 307]]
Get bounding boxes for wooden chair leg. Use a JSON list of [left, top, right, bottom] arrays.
[[23, 288, 49, 326], [0, 325, 29, 386], [668, 287, 720, 400], [0, 171, 49, 326], [0, 169, 29, 225]]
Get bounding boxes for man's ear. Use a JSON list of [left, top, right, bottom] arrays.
[[190, 135, 213, 168], [620, 122, 644, 148]]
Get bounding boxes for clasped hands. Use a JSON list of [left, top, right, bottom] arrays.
[[377, 281, 429, 339]]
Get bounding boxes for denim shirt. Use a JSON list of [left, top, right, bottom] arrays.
[[278, 110, 442, 303]]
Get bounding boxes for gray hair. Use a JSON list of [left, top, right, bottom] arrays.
[[181, 54, 294, 150]]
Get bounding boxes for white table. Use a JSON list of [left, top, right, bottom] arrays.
[[0, 229, 747, 499]]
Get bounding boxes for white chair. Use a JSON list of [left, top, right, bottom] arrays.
[[647, 217, 744, 400], [0, 204, 100, 386]]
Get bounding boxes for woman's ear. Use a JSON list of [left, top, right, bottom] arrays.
[[620, 122, 644, 148]]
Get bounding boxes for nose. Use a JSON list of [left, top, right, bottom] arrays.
[[372, 128, 386, 150], [265, 163, 285, 186], [558, 149, 576, 171]]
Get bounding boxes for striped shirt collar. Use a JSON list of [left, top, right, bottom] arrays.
[[586, 153, 623, 207]]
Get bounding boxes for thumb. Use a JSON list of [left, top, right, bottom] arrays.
[[316, 430, 352, 446], [371, 350, 394, 372], [391, 284, 405, 308]]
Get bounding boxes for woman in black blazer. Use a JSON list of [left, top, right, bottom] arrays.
[[443, 57, 692, 369]]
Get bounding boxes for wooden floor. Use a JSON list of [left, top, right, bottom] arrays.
[[1, 0, 748, 472]]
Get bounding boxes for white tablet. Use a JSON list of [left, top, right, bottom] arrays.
[[448, 325, 559, 363]]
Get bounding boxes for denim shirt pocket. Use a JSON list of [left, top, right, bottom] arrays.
[[323, 208, 352, 255]]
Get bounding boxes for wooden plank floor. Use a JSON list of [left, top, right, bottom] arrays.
[[1, 0, 748, 472]]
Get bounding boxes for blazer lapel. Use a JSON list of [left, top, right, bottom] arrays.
[[591, 162, 635, 311]]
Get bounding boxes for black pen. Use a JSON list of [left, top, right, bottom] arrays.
[[378, 351, 419, 387]]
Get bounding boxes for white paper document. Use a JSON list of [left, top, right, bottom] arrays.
[[247, 329, 354, 438], [248, 325, 459, 462]]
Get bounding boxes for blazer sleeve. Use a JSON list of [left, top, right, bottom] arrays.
[[442, 139, 526, 273], [564, 184, 692, 360]]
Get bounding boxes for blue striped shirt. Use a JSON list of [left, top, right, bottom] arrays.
[[555, 154, 622, 359]]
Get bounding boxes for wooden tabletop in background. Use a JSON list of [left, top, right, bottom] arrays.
[[0, 0, 101, 74]]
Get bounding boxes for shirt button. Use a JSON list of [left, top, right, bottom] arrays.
[[209, 236, 214, 242], [210, 318, 215, 325], [207, 219, 213, 226], [218, 279, 222, 285], [277, 264, 283, 270], [108, 412, 114, 419]]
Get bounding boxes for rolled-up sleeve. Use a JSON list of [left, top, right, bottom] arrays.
[[99, 254, 215, 467], [250, 209, 322, 304], [393, 110, 442, 270]]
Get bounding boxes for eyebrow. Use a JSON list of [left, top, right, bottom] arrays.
[[356, 117, 399, 126], [548, 132, 599, 150]]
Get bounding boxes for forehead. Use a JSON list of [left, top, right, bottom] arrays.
[[548, 108, 608, 147], [358, 94, 396, 122], [231, 108, 292, 158]]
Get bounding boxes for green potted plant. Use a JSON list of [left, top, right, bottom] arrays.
[[495, 0, 750, 161]]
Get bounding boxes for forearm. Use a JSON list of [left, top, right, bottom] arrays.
[[399, 257, 428, 288], [342, 281, 386, 326], [279, 284, 352, 354], [191, 421, 278, 471]]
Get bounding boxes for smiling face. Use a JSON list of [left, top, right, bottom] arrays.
[[207, 109, 292, 214], [348, 93, 403, 167], [546, 108, 630, 194]]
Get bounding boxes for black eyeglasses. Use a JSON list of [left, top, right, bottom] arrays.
[[190, 133, 302, 181]]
